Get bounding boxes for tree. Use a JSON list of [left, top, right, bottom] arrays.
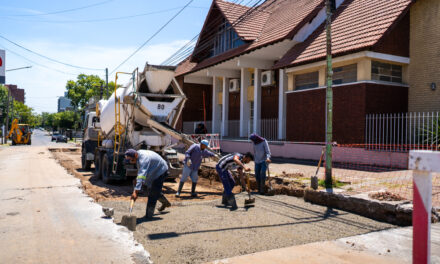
[[65, 74, 116, 110], [0, 85, 8, 121], [11, 101, 35, 126]]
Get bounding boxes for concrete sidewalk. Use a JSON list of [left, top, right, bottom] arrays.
[[209, 223, 440, 264]]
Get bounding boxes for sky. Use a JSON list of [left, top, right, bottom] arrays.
[[0, 0, 212, 113]]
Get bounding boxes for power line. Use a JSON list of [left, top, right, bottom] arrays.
[[0, 44, 80, 76], [162, 0, 267, 66], [0, 35, 104, 71], [2, 6, 208, 24], [3, 0, 114, 17], [161, 0, 247, 65], [110, 0, 194, 75]]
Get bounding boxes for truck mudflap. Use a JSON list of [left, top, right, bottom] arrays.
[[86, 152, 95, 161], [83, 140, 98, 155]]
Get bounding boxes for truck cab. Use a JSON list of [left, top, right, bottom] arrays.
[[81, 111, 100, 170]]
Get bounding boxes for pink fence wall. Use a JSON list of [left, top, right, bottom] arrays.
[[219, 140, 408, 169]]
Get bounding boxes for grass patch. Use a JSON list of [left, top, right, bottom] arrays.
[[318, 178, 347, 188]]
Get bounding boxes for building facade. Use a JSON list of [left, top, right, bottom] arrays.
[[57, 92, 73, 112], [176, 0, 437, 145], [408, 0, 440, 112], [5, 84, 25, 103]]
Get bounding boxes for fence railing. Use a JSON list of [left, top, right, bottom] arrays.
[[365, 112, 440, 152]]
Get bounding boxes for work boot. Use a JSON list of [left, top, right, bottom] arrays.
[[144, 206, 155, 219], [228, 194, 238, 211], [157, 195, 171, 212], [175, 182, 184, 197], [256, 179, 260, 194], [191, 182, 198, 197], [259, 179, 265, 195], [221, 193, 227, 205]]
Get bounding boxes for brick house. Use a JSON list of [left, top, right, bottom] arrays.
[[5, 84, 25, 103], [175, 0, 436, 146]]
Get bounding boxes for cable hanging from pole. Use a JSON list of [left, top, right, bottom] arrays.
[[0, 35, 104, 71], [2, 0, 114, 17], [161, 0, 270, 66], [110, 0, 194, 75]]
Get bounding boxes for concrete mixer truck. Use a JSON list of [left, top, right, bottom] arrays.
[[82, 64, 203, 183]]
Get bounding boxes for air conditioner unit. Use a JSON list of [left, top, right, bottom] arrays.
[[261, 71, 274, 86], [229, 79, 240, 93]]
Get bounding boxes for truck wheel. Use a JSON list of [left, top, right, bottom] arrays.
[[101, 153, 112, 184], [94, 151, 102, 178], [81, 153, 92, 171]]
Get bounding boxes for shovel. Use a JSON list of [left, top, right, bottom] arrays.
[[121, 199, 137, 231], [244, 172, 255, 207], [266, 163, 274, 196]]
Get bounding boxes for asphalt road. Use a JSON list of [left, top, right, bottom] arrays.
[[0, 130, 151, 263]]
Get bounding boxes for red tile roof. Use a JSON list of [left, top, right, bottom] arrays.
[[176, 0, 324, 77], [273, 0, 412, 69], [216, 0, 270, 41]]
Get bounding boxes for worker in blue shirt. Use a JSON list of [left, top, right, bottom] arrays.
[[216, 152, 253, 210], [176, 139, 216, 197], [127, 149, 170, 219], [249, 134, 271, 194]]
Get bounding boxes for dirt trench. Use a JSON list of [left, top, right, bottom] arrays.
[[49, 148, 227, 203]]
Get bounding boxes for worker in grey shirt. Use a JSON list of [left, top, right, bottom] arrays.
[[249, 134, 271, 194], [176, 139, 216, 197], [127, 149, 170, 218]]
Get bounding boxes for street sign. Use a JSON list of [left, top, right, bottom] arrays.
[[0, 49, 5, 84]]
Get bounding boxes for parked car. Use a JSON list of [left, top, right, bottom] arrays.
[[56, 135, 68, 143], [51, 132, 60, 141]]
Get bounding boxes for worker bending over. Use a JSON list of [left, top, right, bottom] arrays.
[[126, 149, 171, 219], [249, 134, 271, 194], [176, 139, 216, 197], [216, 152, 253, 210]]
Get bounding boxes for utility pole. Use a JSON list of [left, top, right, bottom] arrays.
[[105, 68, 109, 98], [4, 89, 10, 143], [100, 83, 103, 100], [325, 0, 334, 188]]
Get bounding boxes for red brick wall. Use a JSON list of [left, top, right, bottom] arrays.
[[228, 92, 240, 120], [373, 12, 410, 57], [261, 86, 279, 119], [5, 84, 25, 103], [179, 77, 212, 122], [286, 83, 408, 144]]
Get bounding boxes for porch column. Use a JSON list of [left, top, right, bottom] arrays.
[[240, 68, 250, 137], [253, 68, 262, 134], [278, 69, 287, 140], [212, 77, 221, 133], [221, 77, 229, 137]]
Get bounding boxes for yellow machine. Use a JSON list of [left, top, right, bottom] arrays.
[[7, 119, 32, 145]]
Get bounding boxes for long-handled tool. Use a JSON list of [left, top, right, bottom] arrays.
[[121, 199, 137, 231], [266, 164, 274, 196], [311, 147, 325, 190], [244, 172, 255, 207], [267, 164, 273, 191]]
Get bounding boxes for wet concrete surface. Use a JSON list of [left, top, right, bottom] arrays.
[[101, 194, 395, 264]]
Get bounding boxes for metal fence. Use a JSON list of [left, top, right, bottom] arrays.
[[260, 118, 278, 141], [365, 112, 440, 152]]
